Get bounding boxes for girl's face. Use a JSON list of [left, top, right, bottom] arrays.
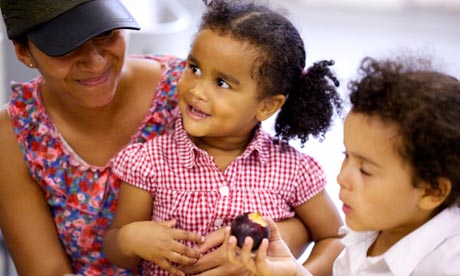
[[337, 112, 428, 236], [24, 30, 127, 109], [177, 29, 268, 144]]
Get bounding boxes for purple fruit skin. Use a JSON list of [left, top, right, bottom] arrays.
[[230, 212, 270, 250]]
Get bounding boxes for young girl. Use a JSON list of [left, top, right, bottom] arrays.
[[225, 56, 460, 276], [103, 0, 344, 275]]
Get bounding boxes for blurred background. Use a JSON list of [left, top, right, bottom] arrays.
[[1, 0, 460, 274]]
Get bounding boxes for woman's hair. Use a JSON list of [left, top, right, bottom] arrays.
[[348, 57, 460, 208], [199, 0, 342, 146]]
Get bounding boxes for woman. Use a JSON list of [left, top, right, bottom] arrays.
[[0, 0, 309, 275]]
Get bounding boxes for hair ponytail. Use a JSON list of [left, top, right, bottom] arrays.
[[275, 60, 342, 146]]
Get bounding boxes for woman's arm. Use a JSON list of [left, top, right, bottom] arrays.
[[0, 111, 73, 276], [295, 190, 344, 276]]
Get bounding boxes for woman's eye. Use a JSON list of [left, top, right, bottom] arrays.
[[94, 30, 113, 40], [216, 78, 230, 89]]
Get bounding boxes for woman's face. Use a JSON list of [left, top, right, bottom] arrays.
[[25, 30, 127, 109]]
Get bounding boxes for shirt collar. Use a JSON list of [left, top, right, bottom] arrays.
[[384, 206, 460, 276], [339, 206, 460, 276], [173, 115, 269, 168]]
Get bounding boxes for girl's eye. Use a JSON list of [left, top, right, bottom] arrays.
[[216, 78, 230, 89], [189, 64, 202, 76]]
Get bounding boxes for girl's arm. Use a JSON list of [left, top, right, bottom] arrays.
[[295, 189, 344, 276], [0, 111, 73, 276], [103, 182, 203, 275]]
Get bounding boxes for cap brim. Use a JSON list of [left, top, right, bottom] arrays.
[[28, 0, 140, 57]]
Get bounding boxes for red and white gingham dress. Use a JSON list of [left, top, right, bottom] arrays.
[[112, 117, 327, 275]]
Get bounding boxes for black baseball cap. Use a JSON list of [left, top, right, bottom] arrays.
[[1, 0, 140, 56]]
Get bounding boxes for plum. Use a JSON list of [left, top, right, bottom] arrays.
[[230, 212, 270, 250]]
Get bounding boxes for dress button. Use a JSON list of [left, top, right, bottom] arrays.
[[215, 218, 223, 227], [219, 185, 229, 196]]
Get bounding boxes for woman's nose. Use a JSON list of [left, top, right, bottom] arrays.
[[75, 40, 105, 69]]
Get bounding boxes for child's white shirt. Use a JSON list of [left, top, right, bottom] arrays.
[[333, 206, 460, 276]]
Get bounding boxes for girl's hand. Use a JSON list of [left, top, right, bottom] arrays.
[[226, 217, 312, 276], [178, 227, 252, 276], [125, 219, 203, 275], [105, 218, 204, 276]]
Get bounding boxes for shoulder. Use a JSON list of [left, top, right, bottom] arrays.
[[0, 109, 29, 177], [126, 54, 185, 75]]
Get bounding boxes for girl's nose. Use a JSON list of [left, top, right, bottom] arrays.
[[189, 81, 209, 102]]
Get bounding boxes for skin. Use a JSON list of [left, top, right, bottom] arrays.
[[226, 217, 312, 276]]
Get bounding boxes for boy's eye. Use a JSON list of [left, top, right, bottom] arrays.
[[216, 78, 230, 89], [359, 168, 371, 176]]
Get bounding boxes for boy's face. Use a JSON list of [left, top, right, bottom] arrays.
[[177, 29, 266, 142], [337, 111, 427, 237]]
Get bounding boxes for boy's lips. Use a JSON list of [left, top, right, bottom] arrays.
[[342, 203, 352, 215]]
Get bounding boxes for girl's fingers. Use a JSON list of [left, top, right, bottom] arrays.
[[168, 251, 198, 266]]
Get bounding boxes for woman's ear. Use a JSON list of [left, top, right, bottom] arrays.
[[13, 41, 35, 68], [255, 94, 286, 122], [418, 177, 452, 211]]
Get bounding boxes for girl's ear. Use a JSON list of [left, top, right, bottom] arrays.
[[255, 94, 286, 122], [13, 41, 35, 68], [418, 177, 452, 211]]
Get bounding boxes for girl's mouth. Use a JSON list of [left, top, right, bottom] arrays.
[[187, 105, 209, 119]]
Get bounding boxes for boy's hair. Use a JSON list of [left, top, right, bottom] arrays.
[[348, 57, 460, 208], [199, 0, 342, 145]]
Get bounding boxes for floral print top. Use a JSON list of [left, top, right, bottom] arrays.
[[7, 55, 185, 276]]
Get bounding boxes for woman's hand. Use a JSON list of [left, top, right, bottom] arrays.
[[225, 217, 312, 276]]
